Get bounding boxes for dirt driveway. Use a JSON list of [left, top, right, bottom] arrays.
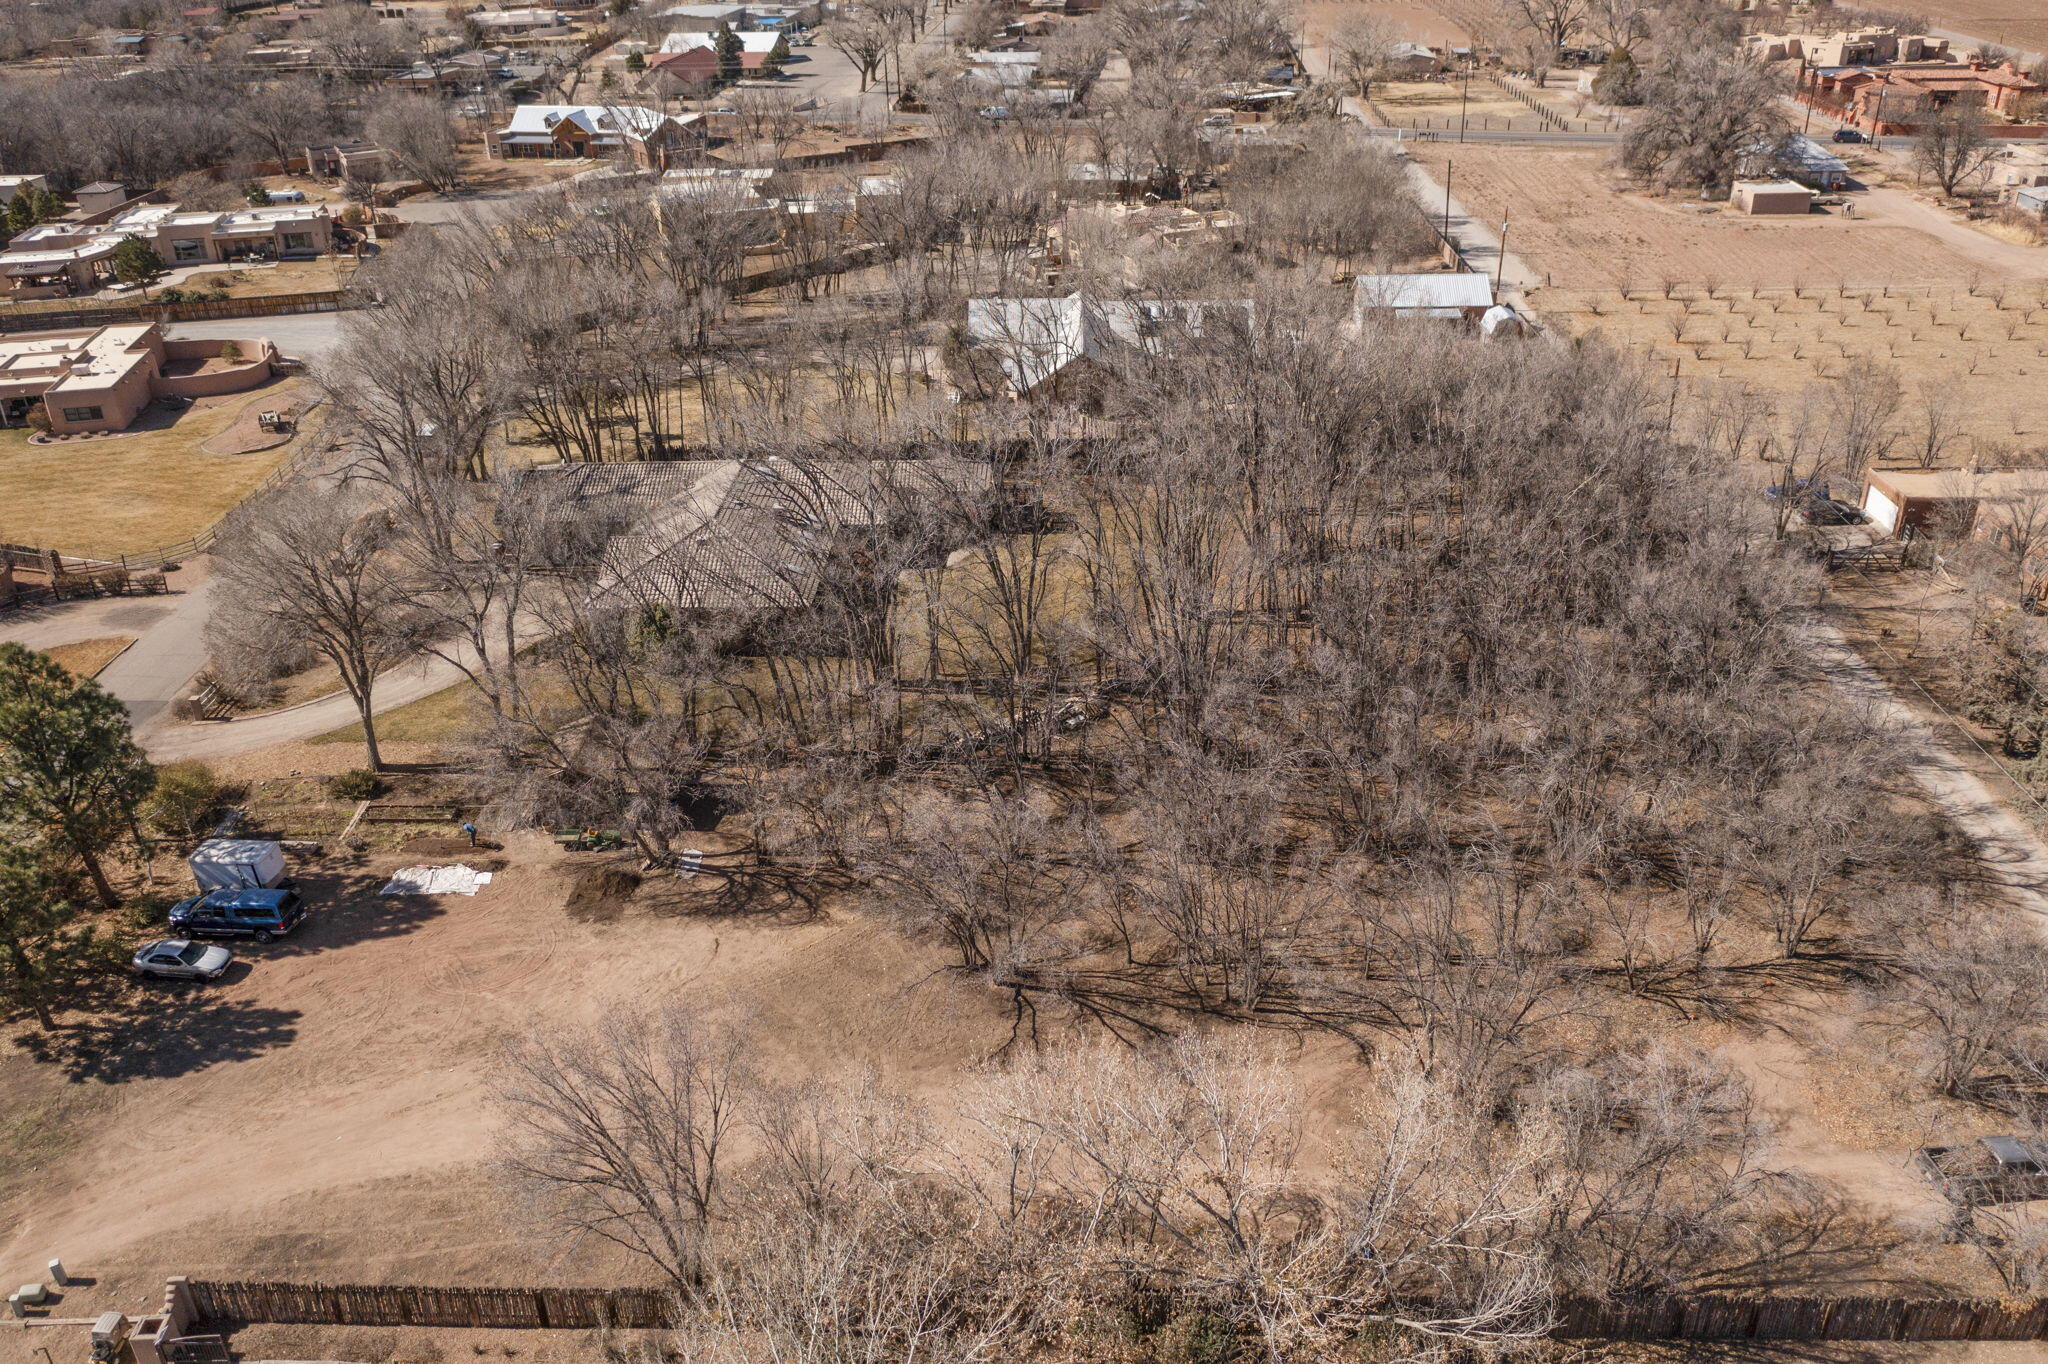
[[0, 835, 1004, 1300]]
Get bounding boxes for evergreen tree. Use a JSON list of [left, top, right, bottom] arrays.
[[3, 193, 30, 237], [1592, 48, 1643, 107], [0, 836, 94, 1030], [19, 184, 64, 224], [764, 32, 790, 74], [714, 22, 742, 81], [0, 644, 156, 908], [109, 234, 166, 294]]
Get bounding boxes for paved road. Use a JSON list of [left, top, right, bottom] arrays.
[[100, 568, 220, 729], [168, 313, 352, 361]]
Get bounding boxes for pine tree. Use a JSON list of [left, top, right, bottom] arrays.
[[714, 22, 742, 82], [0, 644, 156, 909], [3, 193, 30, 237], [0, 836, 94, 1030], [109, 234, 166, 294], [764, 32, 790, 74], [28, 184, 64, 223], [1592, 48, 1642, 107]]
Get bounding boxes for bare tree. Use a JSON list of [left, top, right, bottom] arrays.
[[366, 92, 461, 191], [1327, 13, 1401, 98], [495, 1006, 752, 1293], [1914, 102, 2000, 198], [1617, 50, 1788, 198], [1510, 0, 1588, 58], [206, 484, 420, 772]]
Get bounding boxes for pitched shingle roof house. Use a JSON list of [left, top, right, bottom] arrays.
[[528, 457, 994, 613], [486, 104, 705, 168], [963, 293, 1251, 397]]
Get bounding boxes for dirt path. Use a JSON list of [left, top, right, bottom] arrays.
[[1856, 187, 2048, 282], [1797, 613, 2048, 924]]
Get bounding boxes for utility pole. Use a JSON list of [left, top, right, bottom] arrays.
[[1443, 160, 1453, 245], [1494, 219, 1510, 292], [1870, 83, 1886, 151], [1459, 62, 1470, 142]]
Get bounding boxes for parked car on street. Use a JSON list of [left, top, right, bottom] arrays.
[[131, 939, 235, 981], [168, 887, 308, 942], [1831, 128, 1865, 143]]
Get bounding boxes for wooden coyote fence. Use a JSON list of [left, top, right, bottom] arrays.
[[187, 1281, 682, 1331], [184, 1281, 2048, 1341], [0, 288, 354, 335]]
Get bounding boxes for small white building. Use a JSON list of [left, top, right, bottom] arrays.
[[1351, 272, 1496, 325], [1733, 179, 1815, 215], [188, 839, 289, 892]]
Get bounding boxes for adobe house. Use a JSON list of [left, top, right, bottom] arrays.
[[0, 324, 278, 435], [1733, 180, 1815, 215]]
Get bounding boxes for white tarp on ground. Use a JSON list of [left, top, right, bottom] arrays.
[[380, 864, 494, 896]]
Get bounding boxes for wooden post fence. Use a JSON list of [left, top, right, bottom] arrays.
[[181, 1281, 2048, 1342]]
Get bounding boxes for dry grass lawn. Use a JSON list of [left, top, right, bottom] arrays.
[[1546, 281, 2048, 451], [0, 380, 309, 555], [173, 255, 355, 299], [39, 635, 136, 678], [312, 678, 480, 746]]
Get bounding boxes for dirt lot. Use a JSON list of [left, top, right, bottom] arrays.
[[1546, 281, 2048, 450], [1913, 0, 2048, 58], [0, 742, 2022, 1358], [1296, 0, 1475, 50], [0, 825, 1019, 1297], [1406, 144, 2031, 290]]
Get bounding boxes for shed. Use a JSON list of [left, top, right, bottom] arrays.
[[188, 838, 288, 891], [1779, 133, 1850, 190], [1352, 272, 1495, 324], [1733, 179, 1814, 215], [1862, 467, 2048, 542]]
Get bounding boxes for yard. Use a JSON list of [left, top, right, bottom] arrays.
[[1407, 144, 2029, 290], [0, 378, 312, 555], [0, 740, 2025, 1362]]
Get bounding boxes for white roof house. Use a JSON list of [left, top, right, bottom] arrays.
[[965, 293, 1252, 394], [1352, 272, 1495, 321], [493, 103, 697, 153], [661, 29, 782, 53], [658, 165, 775, 207]]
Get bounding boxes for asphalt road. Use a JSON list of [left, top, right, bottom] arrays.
[[167, 312, 354, 361]]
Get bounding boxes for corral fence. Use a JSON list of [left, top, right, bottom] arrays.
[[0, 288, 356, 335], [183, 1281, 2048, 1341]]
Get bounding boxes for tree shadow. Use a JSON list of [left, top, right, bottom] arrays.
[[11, 990, 300, 1083], [257, 861, 450, 958]]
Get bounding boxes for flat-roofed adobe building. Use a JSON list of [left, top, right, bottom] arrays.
[[0, 201, 334, 299], [0, 323, 278, 435]]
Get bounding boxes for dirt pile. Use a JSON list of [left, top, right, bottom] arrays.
[[565, 865, 642, 922]]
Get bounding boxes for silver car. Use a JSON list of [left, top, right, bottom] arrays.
[[131, 939, 234, 982]]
